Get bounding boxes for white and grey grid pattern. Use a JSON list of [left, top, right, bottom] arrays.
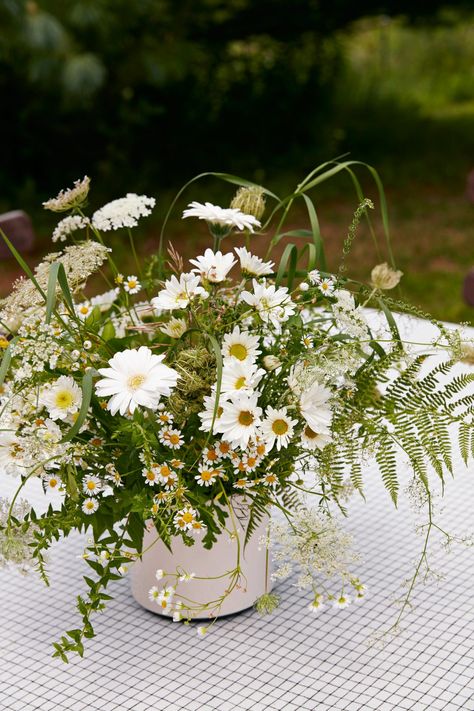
[[1, 458, 474, 711]]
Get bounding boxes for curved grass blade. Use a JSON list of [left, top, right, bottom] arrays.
[[62, 369, 93, 442]]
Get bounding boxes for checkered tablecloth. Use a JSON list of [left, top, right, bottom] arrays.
[[1, 315, 474, 711]]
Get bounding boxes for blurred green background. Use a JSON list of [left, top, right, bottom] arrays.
[[1, 0, 473, 322]]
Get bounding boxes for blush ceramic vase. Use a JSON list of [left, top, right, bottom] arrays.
[[131, 497, 272, 619]]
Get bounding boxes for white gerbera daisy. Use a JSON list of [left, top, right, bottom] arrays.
[[198, 389, 229, 433], [215, 393, 263, 449], [160, 317, 187, 339], [221, 360, 265, 395], [76, 301, 93, 321], [82, 474, 102, 496], [189, 249, 236, 283], [82, 498, 99, 515], [151, 273, 207, 311], [182, 202, 261, 232], [91, 193, 155, 231], [299, 383, 333, 434], [221, 326, 261, 364], [90, 288, 119, 312], [124, 275, 141, 294], [301, 425, 332, 451], [240, 279, 295, 329], [95, 346, 179, 416], [41, 375, 82, 421], [234, 247, 274, 277], [261, 406, 297, 451]]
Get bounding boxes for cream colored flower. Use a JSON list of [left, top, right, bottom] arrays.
[[43, 176, 90, 212], [371, 263, 403, 290]]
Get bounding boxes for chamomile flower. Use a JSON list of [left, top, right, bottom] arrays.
[[41, 376, 82, 421], [189, 249, 236, 283], [307, 269, 322, 285], [83, 475, 102, 496], [183, 202, 261, 233], [195, 464, 220, 487], [301, 425, 332, 451], [234, 247, 274, 277], [197, 625, 208, 638], [301, 334, 314, 349], [142, 467, 159, 486], [159, 428, 184, 449], [157, 410, 174, 426], [234, 477, 251, 490], [155, 569, 164, 581], [262, 472, 278, 487], [308, 595, 326, 613], [82, 498, 99, 515], [215, 393, 263, 449], [148, 586, 160, 602], [221, 360, 265, 395], [95, 346, 179, 416], [179, 571, 196, 582], [261, 406, 297, 451], [299, 382, 333, 435], [333, 593, 351, 609], [202, 447, 220, 464], [162, 472, 179, 490], [198, 390, 229, 433], [240, 279, 295, 329], [170, 458, 185, 470], [160, 317, 187, 339], [174, 506, 199, 531], [76, 301, 94, 321], [151, 273, 207, 311], [221, 326, 261, 364], [216, 440, 232, 458], [156, 585, 175, 613], [44, 473, 61, 490], [124, 275, 141, 294], [318, 278, 335, 296]]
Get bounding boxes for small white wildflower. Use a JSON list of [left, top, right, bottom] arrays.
[[83, 340, 92, 350], [299, 281, 309, 292], [148, 586, 160, 602], [82, 475, 102, 496], [190, 249, 236, 283], [234, 246, 274, 277], [41, 375, 82, 421], [197, 625, 208, 638], [76, 301, 93, 321], [333, 593, 351, 609], [92, 193, 155, 231], [82, 498, 99, 515], [124, 275, 141, 294], [179, 572, 196, 582], [155, 569, 164, 581], [52, 215, 90, 243], [318, 278, 335, 296]]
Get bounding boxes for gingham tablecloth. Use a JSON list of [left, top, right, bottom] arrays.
[[1, 315, 474, 711]]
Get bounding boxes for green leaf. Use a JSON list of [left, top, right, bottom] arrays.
[[302, 194, 326, 271], [101, 321, 116, 341], [62, 369, 93, 442]]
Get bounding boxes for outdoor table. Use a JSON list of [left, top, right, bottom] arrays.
[[1, 314, 474, 711]]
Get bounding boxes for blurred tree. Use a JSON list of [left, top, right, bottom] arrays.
[[0, 0, 472, 205]]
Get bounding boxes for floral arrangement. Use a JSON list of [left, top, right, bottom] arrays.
[[1, 166, 473, 661]]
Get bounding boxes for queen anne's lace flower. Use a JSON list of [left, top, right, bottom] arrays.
[[43, 176, 90, 212], [52, 215, 90, 243], [92, 193, 156, 231], [183, 202, 261, 232]]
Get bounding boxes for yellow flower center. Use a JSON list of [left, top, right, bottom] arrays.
[[85, 501, 95, 510], [49, 478, 58, 488], [201, 470, 213, 481], [86, 481, 96, 490], [160, 465, 171, 477], [182, 512, 194, 523], [128, 280, 137, 289], [0, 337, 9, 349], [238, 410, 254, 426], [146, 471, 156, 480], [168, 434, 180, 445], [229, 343, 248, 361], [206, 450, 218, 461], [79, 306, 90, 315], [127, 373, 146, 390], [304, 425, 317, 439], [272, 419, 289, 436], [235, 376, 247, 389], [54, 390, 74, 409]]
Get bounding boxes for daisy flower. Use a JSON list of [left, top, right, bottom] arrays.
[[41, 375, 82, 421], [299, 382, 333, 435], [221, 326, 261, 364], [151, 273, 207, 311], [234, 477, 252, 490], [183, 202, 261, 233], [95, 346, 179, 416], [242, 452, 260, 471], [157, 410, 174, 426], [195, 464, 221, 487], [156, 586, 175, 613], [221, 360, 265, 395], [202, 447, 220, 464], [261, 406, 297, 451], [170, 458, 185, 470], [82, 475, 102, 496], [301, 425, 332, 451], [240, 279, 295, 329], [262, 472, 278, 487], [90, 288, 119, 312], [307, 269, 322, 285], [92, 193, 155, 231], [198, 389, 229, 433], [234, 247, 274, 277], [44, 473, 61, 491], [301, 334, 314, 349], [148, 586, 160, 602], [160, 317, 187, 339], [215, 393, 263, 449], [43, 176, 90, 212], [82, 498, 99, 515], [162, 471, 179, 490], [189, 248, 236, 283], [197, 625, 208, 638], [159, 428, 184, 449], [155, 569, 165, 581], [174, 506, 199, 531], [216, 440, 232, 458], [308, 596, 326, 613], [333, 593, 351, 609], [76, 301, 93, 321], [142, 467, 159, 486], [179, 572, 196, 582], [318, 278, 335, 296], [124, 275, 141, 294]]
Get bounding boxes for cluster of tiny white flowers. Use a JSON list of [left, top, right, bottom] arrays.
[[52, 214, 90, 243], [92, 193, 156, 231]]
